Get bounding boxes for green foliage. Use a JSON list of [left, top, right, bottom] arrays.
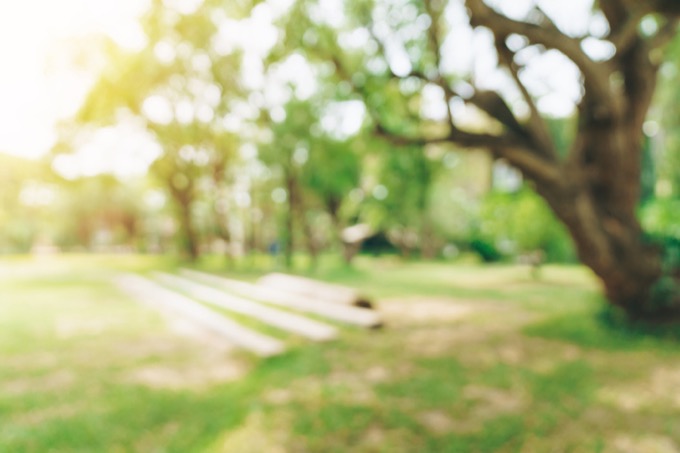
[[376, 358, 467, 408], [6, 256, 680, 451], [545, 117, 576, 158], [69, 0, 248, 257], [258, 98, 364, 264], [304, 137, 361, 208], [526, 305, 680, 351], [640, 200, 680, 312], [51, 175, 146, 250], [364, 144, 438, 237], [427, 151, 491, 242], [640, 137, 657, 204], [641, 197, 680, 240], [469, 237, 502, 263], [655, 33, 680, 195], [475, 187, 575, 262], [0, 155, 59, 253]]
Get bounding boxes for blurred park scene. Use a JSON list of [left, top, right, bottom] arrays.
[[2, 0, 680, 451]]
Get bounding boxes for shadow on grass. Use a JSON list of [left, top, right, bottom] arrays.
[[524, 302, 680, 352], [0, 343, 333, 453]]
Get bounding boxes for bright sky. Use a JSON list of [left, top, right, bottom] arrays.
[[0, 0, 148, 159], [0, 0, 597, 168]]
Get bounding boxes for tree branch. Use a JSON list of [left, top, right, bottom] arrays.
[[609, 8, 679, 55], [465, 0, 622, 119], [422, 0, 458, 124], [316, 11, 564, 188], [604, 0, 680, 23], [649, 19, 680, 51], [493, 34, 559, 160], [600, 0, 629, 32], [366, 7, 544, 157], [375, 122, 562, 186], [601, 6, 678, 132], [624, 0, 680, 16], [608, 10, 646, 53]]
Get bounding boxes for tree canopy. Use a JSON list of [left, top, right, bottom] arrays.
[[55, 0, 680, 320], [266, 0, 680, 319]]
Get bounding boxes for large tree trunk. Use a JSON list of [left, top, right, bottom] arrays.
[[325, 196, 344, 250], [214, 215, 234, 267], [282, 173, 296, 269], [463, 3, 680, 320], [169, 184, 199, 262], [320, 0, 680, 321], [299, 209, 320, 270], [177, 197, 199, 261], [541, 184, 672, 318], [536, 125, 680, 319], [420, 215, 439, 260]]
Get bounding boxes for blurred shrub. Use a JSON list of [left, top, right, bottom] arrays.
[[361, 232, 398, 256], [469, 237, 503, 263], [0, 220, 38, 253], [472, 187, 576, 263], [640, 197, 680, 240]]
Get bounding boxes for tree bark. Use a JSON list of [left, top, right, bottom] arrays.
[[177, 195, 199, 261], [537, 179, 676, 319], [530, 98, 680, 318], [282, 172, 296, 269], [298, 201, 320, 270], [169, 183, 199, 261], [420, 215, 439, 260], [428, 2, 680, 319], [316, 0, 680, 319]]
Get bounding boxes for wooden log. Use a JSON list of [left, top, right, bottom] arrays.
[[115, 274, 285, 357], [153, 272, 337, 341], [180, 269, 383, 329], [257, 272, 373, 308]]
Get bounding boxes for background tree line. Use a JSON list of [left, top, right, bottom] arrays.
[[2, 0, 679, 320]]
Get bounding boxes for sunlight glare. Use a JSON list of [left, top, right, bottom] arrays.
[[52, 122, 162, 180], [0, 0, 149, 159]]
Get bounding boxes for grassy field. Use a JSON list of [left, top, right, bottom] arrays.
[[2, 254, 680, 452]]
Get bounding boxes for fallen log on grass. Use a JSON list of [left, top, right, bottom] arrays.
[[180, 269, 382, 329], [153, 272, 337, 341], [116, 274, 285, 357], [257, 273, 373, 308]]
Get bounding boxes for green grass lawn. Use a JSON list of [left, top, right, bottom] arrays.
[[2, 254, 680, 452]]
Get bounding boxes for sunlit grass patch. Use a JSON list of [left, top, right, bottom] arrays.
[[0, 256, 256, 451], [2, 254, 680, 451], [524, 308, 680, 351]]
